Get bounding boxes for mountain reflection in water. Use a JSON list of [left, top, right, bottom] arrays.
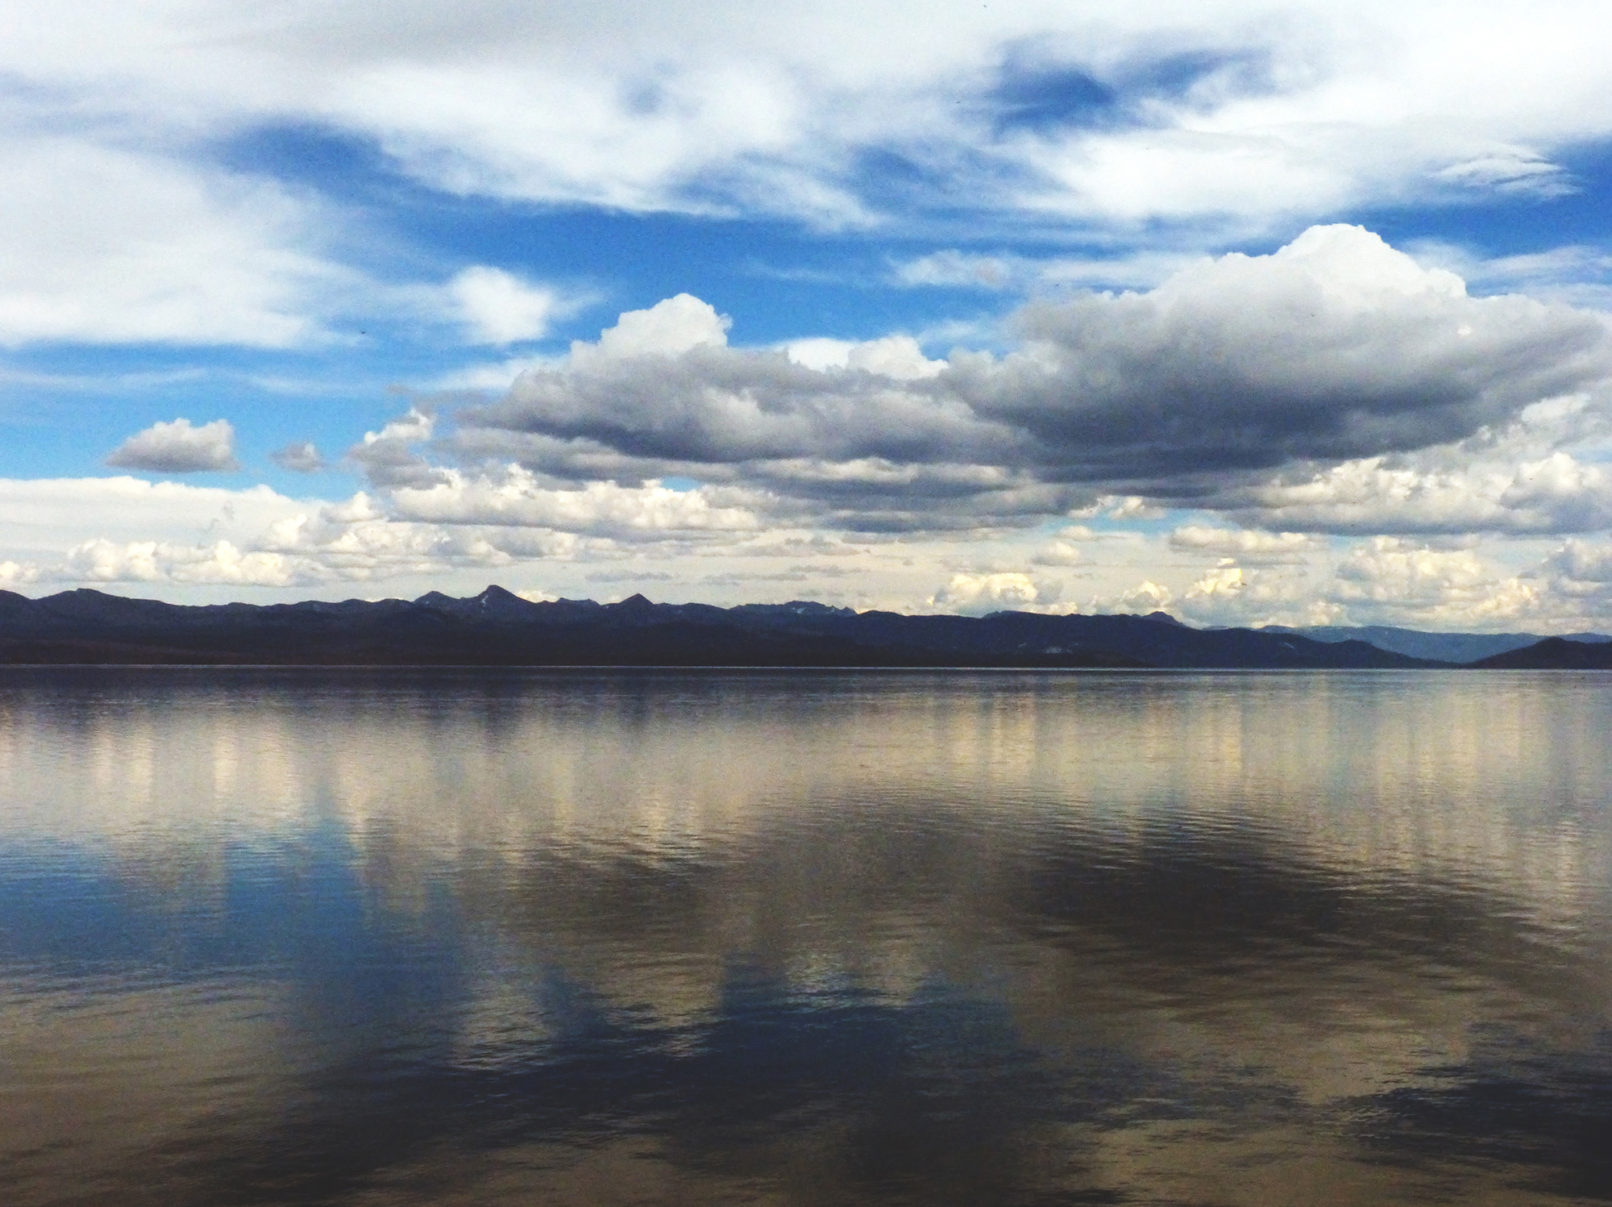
[[1, 668, 1610, 1206]]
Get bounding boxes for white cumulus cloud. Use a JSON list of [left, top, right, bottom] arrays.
[[448, 266, 565, 345], [929, 571, 1054, 613], [106, 419, 240, 474]]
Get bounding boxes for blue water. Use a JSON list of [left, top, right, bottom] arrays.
[[1, 668, 1610, 1205]]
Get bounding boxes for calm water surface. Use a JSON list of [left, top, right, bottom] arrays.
[[2, 668, 1611, 1205]]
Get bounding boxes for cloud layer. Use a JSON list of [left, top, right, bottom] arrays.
[[6, 2, 1612, 349], [10, 1, 1612, 232]]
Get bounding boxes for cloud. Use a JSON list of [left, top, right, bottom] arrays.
[[386, 466, 764, 539], [1100, 580, 1176, 616], [1031, 539, 1083, 566], [29, 218, 1576, 619], [973, 225, 1609, 481], [892, 250, 1019, 290], [0, 476, 335, 590], [428, 355, 557, 394], [1238, 438, 1612, 537], [1069, 496, 1167, 522], [1406, 242, 1612, 312], [1534, 539, 1612, 629], [257, 497, 583, 580], [1169, 525, 1320, 563], [453, 227, 1611, 531], [784, 334, 944, 379], [8, 2, 1612, 377], [0, 477, 305, 553], [106, 418, 240, 473], [467, 296, 1003, 474], [1159, 562, 1340, 628], [63, 538, 309, 587], [1547, 538, 1612, 585], [0, 560, 40, 589], [270, 441, 327, 473], [11, 2, 1612, 238], [0, 136, 340, 348], [588, 293, 731, 359], [345, 408, 443, 488], [1328, 537, 1541, 629], [448, 266, 565, 345], [929, 571, 1055, 613], [7, 466, 1612, 629], [0, 478, 589, 593], [891, 248, 1199, 293]]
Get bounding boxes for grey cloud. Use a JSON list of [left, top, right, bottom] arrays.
[[470, 345, 1010, 467], [741, 460, 1089, 531], [1546, 539, 1612, 584], [270, 440, 326, 473], [453, 228, 1611, 534], [965, 227, 1609, 483], [345, 408, 450, 489], [106, 418, 239, 473]]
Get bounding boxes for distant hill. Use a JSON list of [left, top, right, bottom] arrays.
[[1262, 623, 1612, 664], [1473, 638, 1612, 670], [0, 586, 1438, 669]]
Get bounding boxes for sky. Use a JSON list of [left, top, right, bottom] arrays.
[[7, 0, 1612, 630]]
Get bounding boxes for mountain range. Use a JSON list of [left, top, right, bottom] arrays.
[[1260, 623, 1612, 663], [0, 586, 1607, 669]]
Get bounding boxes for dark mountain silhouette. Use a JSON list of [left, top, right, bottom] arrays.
[[1473, 637, 1612, 669], [0, 586, 1446, 668], [1262, 623, 1612, 664]]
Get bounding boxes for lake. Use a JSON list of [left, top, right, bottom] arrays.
[[2, 667, 1610, 1205]]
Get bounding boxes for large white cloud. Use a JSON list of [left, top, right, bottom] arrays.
[[452, 229, 1612, 530], [975, 226, 1609, 480]]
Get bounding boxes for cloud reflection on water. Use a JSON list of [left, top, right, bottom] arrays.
[[2, 668, 1611, 1204]]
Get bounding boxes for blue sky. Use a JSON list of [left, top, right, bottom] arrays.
[[6, 0, 1612, 629]]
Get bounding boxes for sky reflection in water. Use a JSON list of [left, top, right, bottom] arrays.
[[1, 668, 1610, 1206]]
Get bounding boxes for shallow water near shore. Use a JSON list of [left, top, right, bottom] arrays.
[[2, 667, 1611, 1205]]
